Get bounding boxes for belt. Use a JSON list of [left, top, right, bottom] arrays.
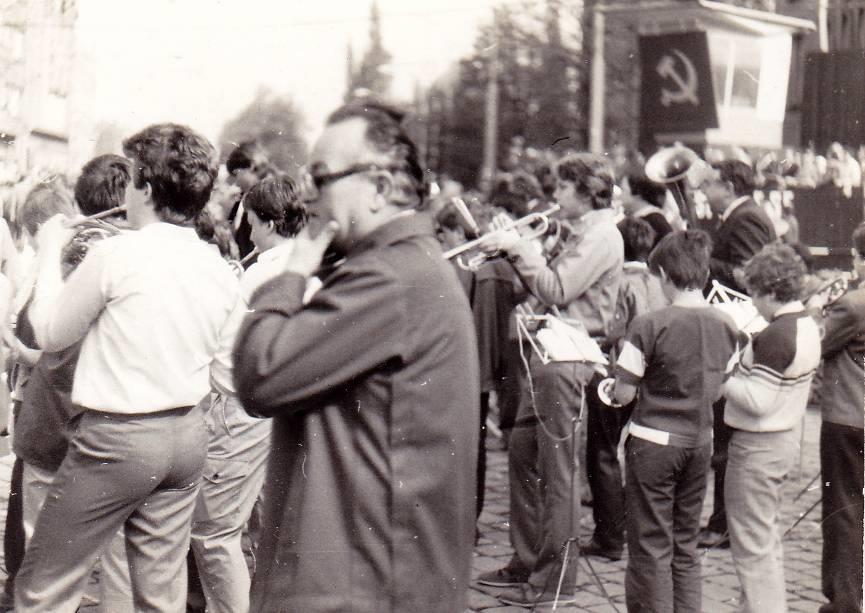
[[627, 422, 707, 448]]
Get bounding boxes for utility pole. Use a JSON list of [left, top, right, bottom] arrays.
[[480, 8, 500, 194]]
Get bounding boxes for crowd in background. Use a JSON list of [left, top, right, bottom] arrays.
[[0, 110, 859, 613]]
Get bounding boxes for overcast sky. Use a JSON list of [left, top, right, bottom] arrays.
[[74, 0, 501, 145]]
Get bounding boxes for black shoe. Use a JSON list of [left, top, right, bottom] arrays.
[[697, 528, 730, 549], [476, 565, 530, 587], [579, 538, 623, 561], [496, 584, 577, 608]]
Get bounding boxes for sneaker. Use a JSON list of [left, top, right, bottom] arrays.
[[496, 584, 577, 608], [579, 538, 623, 561], [476, 565, 530, 587], [697, 528, 730, 549]]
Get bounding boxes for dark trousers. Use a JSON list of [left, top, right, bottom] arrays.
[[706, 398, 731, 533], [625, 437, 711, 613], [2, 457, 24, 603], [586, 376, 632, 552], [477, 392, 490, 519], [820, 421, 864, 613], [496, 339, 525, 433]]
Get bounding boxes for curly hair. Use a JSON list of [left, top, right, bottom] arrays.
[[243, 176, 308, 238], [648, 230, 713, 290], [327, 101, 426, 209], [122, 124, 218, 223], [743, 243, 807, 302], [555, 153, 614, 210]]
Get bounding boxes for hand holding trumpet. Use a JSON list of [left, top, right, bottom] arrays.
[[478, 212, 523, 254]]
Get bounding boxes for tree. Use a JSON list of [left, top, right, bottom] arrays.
[[345, 1, 392, 101], [218, 88, 307, 176], [413, 0, 585, 187]]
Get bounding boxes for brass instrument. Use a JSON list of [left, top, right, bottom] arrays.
[[442, 204, 561, 272], [65, 205, 127, 228], [805, 274, 854, 310], [644, 145, 701, 227]]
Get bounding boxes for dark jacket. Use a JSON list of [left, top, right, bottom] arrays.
[[233, 213, 480, 613], [820, 285, 865, 429], [709, 199, 776, 292]]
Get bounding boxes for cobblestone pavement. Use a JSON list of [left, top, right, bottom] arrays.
[[0, 409, 831, 612], [469, 406, 828, 612]]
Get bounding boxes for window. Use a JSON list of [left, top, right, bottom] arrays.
[[708, 33, 762, 109]]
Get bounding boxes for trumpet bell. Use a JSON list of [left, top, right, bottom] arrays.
[[645, 146, 701, 184]]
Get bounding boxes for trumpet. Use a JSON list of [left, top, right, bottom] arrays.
[[804, 274, 854, 310], [442, 204, 561, 271]]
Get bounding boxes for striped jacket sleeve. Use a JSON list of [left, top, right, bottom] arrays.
[[723, 314, 813, 418]]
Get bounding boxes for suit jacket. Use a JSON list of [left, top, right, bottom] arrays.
[[233, 213, 479, 613], [710, 199, 776, 293]]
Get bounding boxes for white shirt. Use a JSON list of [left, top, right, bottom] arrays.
[[241, 239, 323, 305], [240, 239, 295, 301], [720, 196, 751, 223], [30, 222, 244, 413]]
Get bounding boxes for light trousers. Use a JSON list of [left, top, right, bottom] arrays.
[[725, 427, 800, 613], [15, 405, 207, 613], [191, 393, 271, 613], [21, 461, 134, 613]]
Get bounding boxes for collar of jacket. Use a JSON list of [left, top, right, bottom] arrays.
[[346, 210, 433, 258]]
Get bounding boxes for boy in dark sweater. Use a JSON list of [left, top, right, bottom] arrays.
[[611, 230, 740, 613]]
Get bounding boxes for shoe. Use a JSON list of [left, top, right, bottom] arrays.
[[580, 538, 623, 561], [476, 565, 530, 587], [697, 528, 730, 549], [497, 584, 577, 608]]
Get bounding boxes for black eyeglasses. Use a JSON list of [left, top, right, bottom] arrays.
[[300, 163, 402, 203], [309, 163, 397, 190]]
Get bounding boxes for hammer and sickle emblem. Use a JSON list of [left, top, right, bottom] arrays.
[[656, 48, 699, 107]]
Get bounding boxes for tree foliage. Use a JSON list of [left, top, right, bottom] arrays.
[[413, 0, 583, 188], [218, 88, 307, 176], [412, 0, 780, 189], [345, 1, 392, 101]]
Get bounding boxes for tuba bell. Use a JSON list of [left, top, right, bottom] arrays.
[[644, 145, 701, 227]]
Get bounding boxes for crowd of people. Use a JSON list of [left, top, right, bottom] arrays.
[[0, 101, 859, 613]]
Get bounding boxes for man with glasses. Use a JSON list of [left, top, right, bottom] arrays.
[[232, 101, 479, 613]]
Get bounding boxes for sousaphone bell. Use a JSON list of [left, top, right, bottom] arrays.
[[645, 145, 701, 227]]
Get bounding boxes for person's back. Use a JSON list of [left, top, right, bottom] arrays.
[[612, 230, 739, 613], [69, 225, 237, 412], [625, 305, 738, 444]]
